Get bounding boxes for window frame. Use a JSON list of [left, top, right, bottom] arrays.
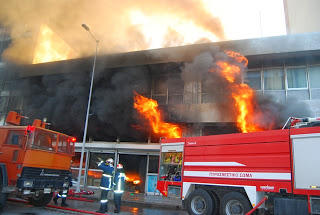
[[245, 69, 262, 91], [263, 67, 285, 91], [285, 66, 308, 90], [308, 64, 320, 89]]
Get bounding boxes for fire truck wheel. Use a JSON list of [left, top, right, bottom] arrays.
[[220, 192, 251, 215], [187, 189, 215, 215], [27, 192, 53, 207]]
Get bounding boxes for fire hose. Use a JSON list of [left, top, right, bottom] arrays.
[[245, 195, 268, 215]]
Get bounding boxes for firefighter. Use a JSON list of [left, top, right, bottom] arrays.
[[96, 158, 114, 213], [113, 163, 126, 214], [53, 161, 73, 207], [53, 190, 68, 207]]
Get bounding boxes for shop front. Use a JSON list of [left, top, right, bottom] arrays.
[[72, 142, 160, 194]]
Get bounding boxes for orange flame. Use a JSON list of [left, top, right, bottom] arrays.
[[125, 175, 141, 185], [216, 51, 268, 133], [133, 92, 182, 138], [33, 24, 76, 64]]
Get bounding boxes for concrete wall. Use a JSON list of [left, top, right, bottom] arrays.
[[284, 0, 320, 34]]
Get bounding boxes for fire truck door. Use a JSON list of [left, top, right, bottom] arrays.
[[291, 133, 320, 189], [3, 130, 25, 163]]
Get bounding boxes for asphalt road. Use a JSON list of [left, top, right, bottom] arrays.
[[1, 199, 188, 215]]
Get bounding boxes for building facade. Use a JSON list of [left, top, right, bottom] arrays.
[[1, 30, 320, 192]]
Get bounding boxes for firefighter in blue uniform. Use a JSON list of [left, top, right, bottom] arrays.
[[113, 163, 126, 213], [53, 161, 73, 207], [96, 158, 114, 213]]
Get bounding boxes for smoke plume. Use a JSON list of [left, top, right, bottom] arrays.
[[0, 0, 225, 64]]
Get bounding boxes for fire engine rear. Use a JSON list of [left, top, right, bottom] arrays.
[[0, 111, 75, 208], [157, 117, 320, 215]]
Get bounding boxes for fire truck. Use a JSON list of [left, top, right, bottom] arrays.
[[0, 111, 76, 208], [157, 118, 320, 215]]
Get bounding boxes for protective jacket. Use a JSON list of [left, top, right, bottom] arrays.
[[98, 161, 114, 190], [114, 168, 126, 193]]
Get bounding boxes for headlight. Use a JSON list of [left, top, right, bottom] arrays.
[[63, 181, 69, 188], [24, 180, 33, 188]]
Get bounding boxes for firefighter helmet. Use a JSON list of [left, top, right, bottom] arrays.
[[106, 158, 114, 164], [117, 163, 123, 169]]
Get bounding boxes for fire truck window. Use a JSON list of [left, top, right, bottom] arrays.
[[7, 130, 24, 145], [159, 152, 182, 181], [58, 135, 69, 154], [32, 130, 56, 151]]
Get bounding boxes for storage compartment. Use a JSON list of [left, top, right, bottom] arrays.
[[168, 186, 181, 198], [274, 198, 308, 215], [311, 197, 320, 214]]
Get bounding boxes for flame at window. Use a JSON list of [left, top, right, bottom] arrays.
[[133, 91, 182, 139]]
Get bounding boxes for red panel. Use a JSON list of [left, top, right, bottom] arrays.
[[183, 167, 291, 173], [156, 180, 181, 196], [290, 126, 320, 135], [184, 142, 290, 155], [183, 177, 292, 193], [294, 189, 320, 196], [185, 129, 289, 147], [161, 138, 186, 144]]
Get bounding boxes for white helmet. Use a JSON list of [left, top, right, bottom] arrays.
[[106, 158, 114, 164]]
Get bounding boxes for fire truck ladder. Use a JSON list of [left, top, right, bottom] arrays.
[[282, 117, 320, 129]]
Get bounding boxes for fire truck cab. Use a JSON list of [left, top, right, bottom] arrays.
[[0, 111, 75, 208], [157, 120, 320, 215]]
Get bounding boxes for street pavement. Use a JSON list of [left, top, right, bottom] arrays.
[[80, 188, 183, 210], [3, 199, 188, 215]]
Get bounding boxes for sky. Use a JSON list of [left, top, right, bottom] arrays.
[[204, 0, 287, 40]]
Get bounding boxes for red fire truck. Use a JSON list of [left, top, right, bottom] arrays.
[[157, 118, 320, 215], [0, 111, 76, 208]]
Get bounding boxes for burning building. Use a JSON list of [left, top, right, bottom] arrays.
[[1, 28, 320, 192]]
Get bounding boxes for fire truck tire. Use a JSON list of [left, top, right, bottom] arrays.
[[207, 191, 219, 215], [187, 189, 216, 215], [27, 192, 53, 207], [220, 192, 251, 215]]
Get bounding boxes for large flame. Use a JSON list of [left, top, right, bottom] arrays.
[[216, 51, 269, 133], [129, 10, 218, 49], [133, 92, 182, 138], [33, 24, 76, 64]]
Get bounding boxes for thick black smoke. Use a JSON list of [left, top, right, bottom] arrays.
[[18, 64, 150, 142], [180, 50, 312, 130]]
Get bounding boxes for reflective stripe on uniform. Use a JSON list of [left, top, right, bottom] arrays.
[[62, 194, 67, 198], [102, 174, 112, 177], [98, 161, 104, 166], [57, 194, 62, 197], [100, 199, 108, 203], [100, 186, 111, 190], [114, 190, 124, 194]]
